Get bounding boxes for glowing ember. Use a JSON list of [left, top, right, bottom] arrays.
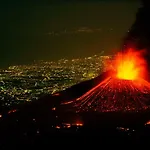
[[114, 49, 146, 80], [8, 109, 17, 114], [145, 120, 150, 125]]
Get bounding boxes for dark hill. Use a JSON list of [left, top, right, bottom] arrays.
[[0, 72, 150, 148]]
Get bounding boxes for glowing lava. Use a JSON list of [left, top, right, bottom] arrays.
[[114, 49, 146, 80], [61, 49, 150, 113], [61, 77, 150, 113]]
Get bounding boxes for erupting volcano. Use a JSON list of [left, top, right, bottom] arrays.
[[114, 49, 147, 80], [62, 49, 150, 112]]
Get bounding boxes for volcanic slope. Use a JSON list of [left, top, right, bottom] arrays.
[[61, 77, 150, 113]]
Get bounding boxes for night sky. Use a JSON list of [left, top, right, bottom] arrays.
[[2, 0, 140, 68]]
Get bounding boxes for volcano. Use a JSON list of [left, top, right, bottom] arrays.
[[62, 77, 150, 112], [61, 49, 150, 113]]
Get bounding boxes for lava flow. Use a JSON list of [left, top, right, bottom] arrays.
[[62, 49, 150, 112]]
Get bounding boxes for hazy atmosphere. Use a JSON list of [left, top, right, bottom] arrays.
[[2, 0, 140, 67]]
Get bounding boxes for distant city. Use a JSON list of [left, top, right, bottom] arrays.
[[0, 54, 112, 108]]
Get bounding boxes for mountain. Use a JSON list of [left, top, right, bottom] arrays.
[[0, 70, 150, 149]]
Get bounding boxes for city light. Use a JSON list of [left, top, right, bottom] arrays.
[[0, 54, 110, 108]]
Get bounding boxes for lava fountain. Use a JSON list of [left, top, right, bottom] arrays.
[[62, 49, 150, 112], [114, 49, 147, 81]]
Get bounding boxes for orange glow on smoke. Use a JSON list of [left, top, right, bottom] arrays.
[[114, 49, 147, 80]]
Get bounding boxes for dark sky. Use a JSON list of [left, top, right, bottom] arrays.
[[1, 0, 140, 68]]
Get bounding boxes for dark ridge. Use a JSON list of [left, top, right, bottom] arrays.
[[58, 70, 113, 100], [0, 70, 150, 148]]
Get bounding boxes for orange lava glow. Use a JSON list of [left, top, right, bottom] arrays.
[[114, 49, 147, 80], [8, 109, 17, 114]]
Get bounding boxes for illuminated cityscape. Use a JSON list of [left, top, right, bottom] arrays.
[[0, 54, 111, 107]]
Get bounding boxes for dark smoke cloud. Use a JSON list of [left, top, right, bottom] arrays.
[[123, 0, 150, 70]]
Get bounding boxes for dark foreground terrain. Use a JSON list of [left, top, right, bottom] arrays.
[[0, 71, 150, 148], [1, 109, 150, 148]]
